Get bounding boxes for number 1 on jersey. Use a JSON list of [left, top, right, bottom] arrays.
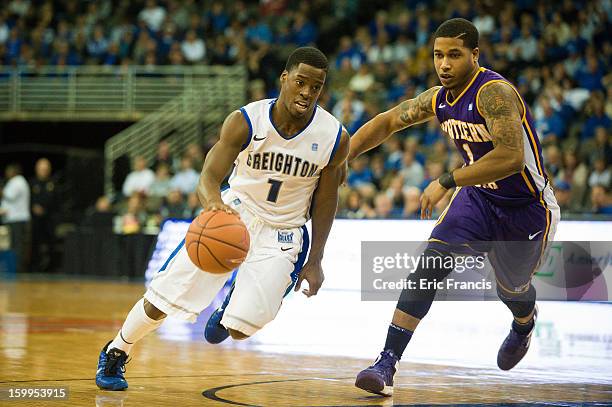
[[266, 179, 283, 203], [463, 143, 475, 165]]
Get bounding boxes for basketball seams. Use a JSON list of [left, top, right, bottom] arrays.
[[196, 217, 206, 267], [200, 232, 249, 253], [200, 211, 219, 228], [199, 222, 246, 231], [197, 240, 228, 271]]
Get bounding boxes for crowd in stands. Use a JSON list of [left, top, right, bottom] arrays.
[[1, 0, 610, 223]]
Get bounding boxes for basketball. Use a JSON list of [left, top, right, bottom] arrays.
[[185, 211, 250, 274]]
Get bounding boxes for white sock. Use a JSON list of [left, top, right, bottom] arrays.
[[107, 298, 164, 355]]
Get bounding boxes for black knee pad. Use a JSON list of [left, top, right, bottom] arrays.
[[396, 248, 454, 320], [497, 284, 536, 318]]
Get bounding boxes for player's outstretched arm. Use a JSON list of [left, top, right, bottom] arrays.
[[348, 86, 440, 161], [295, 130, 350, 297], [452, 82, 525, 187], [197, 110, 249, 213]]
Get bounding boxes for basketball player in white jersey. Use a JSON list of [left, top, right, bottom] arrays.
[[96, 47, 350, 390]]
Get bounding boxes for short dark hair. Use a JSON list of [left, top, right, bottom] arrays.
[[433, 18, 479, 49], [285, 47, 328, 72], [5, 163, 22, 175]]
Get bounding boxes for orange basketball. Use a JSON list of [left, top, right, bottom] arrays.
[[185, 211, 250, 274]]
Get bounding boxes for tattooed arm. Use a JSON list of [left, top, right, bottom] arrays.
[[451, 81, 525, 187], [348, 86, 441, 161]]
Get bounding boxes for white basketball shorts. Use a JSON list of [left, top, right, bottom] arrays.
[[144, 189, 309, 336]]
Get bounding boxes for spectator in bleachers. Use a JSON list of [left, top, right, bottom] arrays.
[[368, 31, 394, 64], [544, 145, 563, 179], [349, 63, 375, 93], [8, 0, 30, 17], [392, 33, 415, 63], [399, 150, 424, 189], [338, 189, 370, 219], [588, 157, 611, 189], [590, 185, 612, 215], [382, 136, 403, 171], [535, 98, 566, 142], [185, 143, 204, 171], [170, 155, 199, 195], [138, 0, 166, 33], [582, 97, 611, 140], [558, 150, 589, 211], [576, 55, 605, 92], [386, 176, 405, 211], [347, 155, 374, 189], [245, 14, 272, 46], [104, 42, 120, 66], [332, 90, 366, 135], [0, 15, 9, 44], [160, 190, 186, 219], [512, 26, 539, 63], [122, 156, 155, 198], [86, 25, 108, 63], [291, 13, 317, 47], [181, 30, 205, 63], [405, 137, 427, 167], [403, 186, 421, 218], [82, 196, 115, 230], [373, 192, 402, 219], [207, 2, 229, 36], [554, 180, 572, 213], [422, 160, 445, 191], [132, 30, 152, 65], [369, 154, 387, 190], [153, 139, 176, 172], [149, 163, 172, 199], [120, 194, 146, 234], [335, 35, 366, 70], [586, 127, 611, 166], [605, 86, 612, 119], [183, 192, 201, 219]]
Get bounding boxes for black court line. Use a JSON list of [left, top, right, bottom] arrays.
[[202, 378, 612, 407], [202, 377, 347, 407]]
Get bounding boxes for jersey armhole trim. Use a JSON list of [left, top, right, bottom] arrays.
[[328, 123, 343, 165], [239, 107, 253, 151], [431, 87, 440, 117]]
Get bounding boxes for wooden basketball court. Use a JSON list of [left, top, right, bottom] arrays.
[[0, 279, 610, 406]]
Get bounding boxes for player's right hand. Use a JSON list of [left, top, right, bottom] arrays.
[[420, 179, 447, 219], [204, 201, 239, 216]]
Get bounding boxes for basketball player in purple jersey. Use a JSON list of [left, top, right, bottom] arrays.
[[350, 18, 560, 396]]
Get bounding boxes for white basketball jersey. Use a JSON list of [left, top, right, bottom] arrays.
[[229, 98, 342, 228]]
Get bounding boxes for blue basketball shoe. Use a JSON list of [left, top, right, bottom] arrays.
[[497, 305, 538, 370], [204, 286, 234, 344], [96, 341, 128, 390], [355, 349, 399, 396]]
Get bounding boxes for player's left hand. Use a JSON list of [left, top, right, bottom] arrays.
[[420, 179, 448, 219], [295, 259, 324, 297]]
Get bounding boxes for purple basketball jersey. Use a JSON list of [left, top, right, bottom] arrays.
[[434, 68, 548, 206]]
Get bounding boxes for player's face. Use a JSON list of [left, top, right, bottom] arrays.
[[280, 63, 326, 118], [433, 37, 479, 90]]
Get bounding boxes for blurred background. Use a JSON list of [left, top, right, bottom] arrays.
[[0, 0, 610, 277]]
